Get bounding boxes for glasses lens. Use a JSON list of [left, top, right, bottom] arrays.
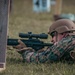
[[51, 32, 55, 37], [50, 32, 57, 37]]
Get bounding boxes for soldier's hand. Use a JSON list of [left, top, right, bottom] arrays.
[[13, 39, 26, 49], [13, 40, 34, 52]]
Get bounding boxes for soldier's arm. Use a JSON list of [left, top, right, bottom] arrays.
[[16, 36, 75, 63]]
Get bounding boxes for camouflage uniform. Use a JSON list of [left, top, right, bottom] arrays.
[[18, 35, 75, 63]]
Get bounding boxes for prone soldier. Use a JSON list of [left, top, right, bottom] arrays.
[[14, 19, 75, 63]]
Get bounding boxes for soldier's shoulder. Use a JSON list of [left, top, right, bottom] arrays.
[[60, 36, 74, 44]]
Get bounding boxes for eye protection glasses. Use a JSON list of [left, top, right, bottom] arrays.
[[48, 31, 58, 37]]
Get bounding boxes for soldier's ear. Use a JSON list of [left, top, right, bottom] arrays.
[[62, 33, 69, 38]]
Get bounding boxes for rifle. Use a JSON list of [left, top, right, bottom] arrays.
[[7, 32, 53, 51]]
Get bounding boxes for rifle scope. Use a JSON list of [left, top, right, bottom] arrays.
[[19, 32, 48, 39]]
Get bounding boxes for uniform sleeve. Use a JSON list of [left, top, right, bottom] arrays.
[[20, 36, 74, 63], [48, 36, 75, 62]]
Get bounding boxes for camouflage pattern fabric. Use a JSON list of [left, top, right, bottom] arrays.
[[18, 35, 75, 63]]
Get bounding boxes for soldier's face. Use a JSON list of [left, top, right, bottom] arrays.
[[51, 33, 64, 44], [48, 31, 67, 44]]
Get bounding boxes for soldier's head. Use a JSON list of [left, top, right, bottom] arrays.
[[48, 19, 75, 43]]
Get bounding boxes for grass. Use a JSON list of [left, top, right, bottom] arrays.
[[1, 0, 75, 75]]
